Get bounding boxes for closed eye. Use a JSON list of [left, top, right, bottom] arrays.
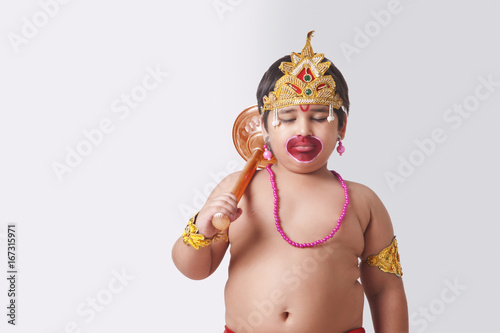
[[312, 118, 327, 122], [280, 118, 295, 123]]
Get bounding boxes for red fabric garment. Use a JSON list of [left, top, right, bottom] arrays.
[[224, 325, 365, 333], [348, 329, 366, 333]]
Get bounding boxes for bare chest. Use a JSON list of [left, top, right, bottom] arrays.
[[229, 172, 364, 257]]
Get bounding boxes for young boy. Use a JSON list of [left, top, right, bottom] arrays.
[[172, 31, 408, 333]]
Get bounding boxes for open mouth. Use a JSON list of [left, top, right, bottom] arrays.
[[285, 135, 323, 163]]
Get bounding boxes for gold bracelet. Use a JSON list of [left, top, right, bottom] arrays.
[[182, 213, 228, 249]]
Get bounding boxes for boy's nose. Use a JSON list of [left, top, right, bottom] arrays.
[[297, 118, 312, 136]]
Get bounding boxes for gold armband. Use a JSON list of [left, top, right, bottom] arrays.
[[363, 236, 403, 277], [182, 213, 229, 250]]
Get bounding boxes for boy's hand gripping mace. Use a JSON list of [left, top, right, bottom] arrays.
[[211, 105, 276, 230]]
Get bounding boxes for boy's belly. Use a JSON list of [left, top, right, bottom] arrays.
[[224, 242, 364, 333]]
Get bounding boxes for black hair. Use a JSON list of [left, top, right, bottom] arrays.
[[256, 55, 350, 131]]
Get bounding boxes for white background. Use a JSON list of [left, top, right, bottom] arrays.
[[1, 0, 499, 332]]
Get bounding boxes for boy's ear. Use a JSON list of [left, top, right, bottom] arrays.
[[260, 115, 268, 137], [338, 115, 347, 140]]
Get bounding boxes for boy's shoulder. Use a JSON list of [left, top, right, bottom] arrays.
[[345, 180, 395, 256], [202, 171, 243, 201], [343, 180, 389, 225], [216, 170, 242, 189], [223, 170, 242, 182], [344, 180, 382, 205]]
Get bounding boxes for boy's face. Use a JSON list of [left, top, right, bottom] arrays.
[[261, 104, 346, 174]]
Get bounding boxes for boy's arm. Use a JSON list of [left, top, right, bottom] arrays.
[[359, 187, 408, 333], [172, 172, 241, 280], [172, 230, 230, 280]]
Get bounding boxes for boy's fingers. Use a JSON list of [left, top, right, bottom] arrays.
[[205, 200, 239, 220], [209, 199, 236, 213], [210, 194, 238, 208], [219, 192, 237, 203]]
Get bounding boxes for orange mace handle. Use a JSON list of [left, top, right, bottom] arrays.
[[233, 147, 263, 201], [210, 105, 275, 231], [211, 147, 263, 230]]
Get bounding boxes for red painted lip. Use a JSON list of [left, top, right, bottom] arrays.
[[286, 135, 323, 163]]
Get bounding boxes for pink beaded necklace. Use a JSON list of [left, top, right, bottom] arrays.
[[265, 164, 350, 248]]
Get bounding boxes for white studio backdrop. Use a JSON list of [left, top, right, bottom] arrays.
[[0, 0, 499, 332]]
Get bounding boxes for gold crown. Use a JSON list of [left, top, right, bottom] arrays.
[[262, 31, 343, 117]]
